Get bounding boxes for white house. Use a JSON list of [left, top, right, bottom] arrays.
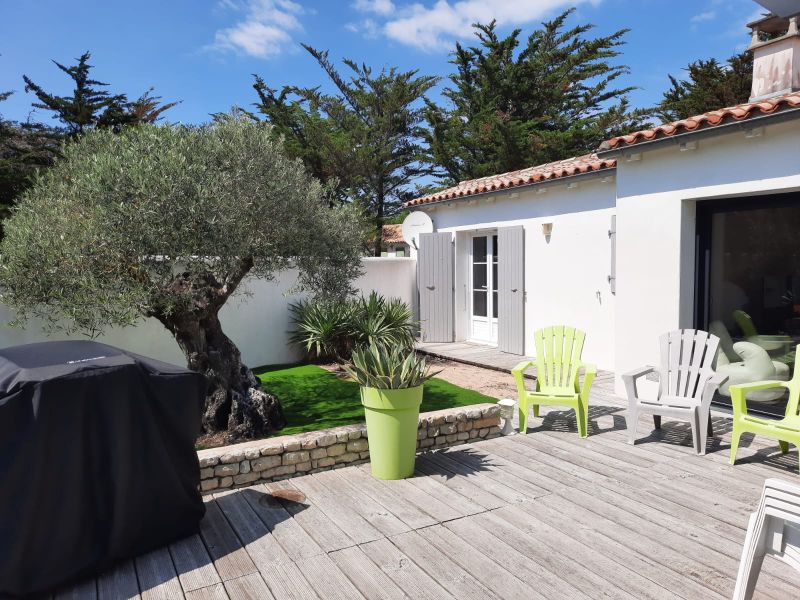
[[405, 10, 800, 404]]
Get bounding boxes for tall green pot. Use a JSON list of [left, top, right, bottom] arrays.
[[360, 385, 423, 480]]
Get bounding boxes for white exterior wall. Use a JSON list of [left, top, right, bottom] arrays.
[[421, 177, 618, 370], [0, 257, 417, 368], [614, 118, 800, 394]]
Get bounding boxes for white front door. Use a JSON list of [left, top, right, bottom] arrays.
[[469, 233, 498, 344]]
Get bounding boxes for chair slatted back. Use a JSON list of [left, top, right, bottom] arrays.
[[785, 347, 800, 418], [658, 329, 719, 400], [534, 325, 586, 390]]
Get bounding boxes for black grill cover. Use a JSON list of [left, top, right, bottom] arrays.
[[0, 340, 207, 597]]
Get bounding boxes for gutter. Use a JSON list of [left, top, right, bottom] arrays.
[[407, 166, 616, 210], [596, 106, 800, 159]]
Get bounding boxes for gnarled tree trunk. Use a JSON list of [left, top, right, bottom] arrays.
[[158, 310, 286, 443]]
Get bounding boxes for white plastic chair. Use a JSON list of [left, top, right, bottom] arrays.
[[623, 329, 727, 455], [734, 478, 800, 599]]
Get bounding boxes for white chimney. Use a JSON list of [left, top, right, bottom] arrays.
[[748, 12, 800, 100]]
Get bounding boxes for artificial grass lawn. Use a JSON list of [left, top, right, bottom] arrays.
[[254, 363, 494, 437]]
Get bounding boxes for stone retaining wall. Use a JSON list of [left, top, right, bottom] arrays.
[[197, 403, 501, 493]]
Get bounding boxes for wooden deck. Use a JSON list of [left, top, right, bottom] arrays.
[[416, 340, 534, 372], [52, 387, 800, 599]]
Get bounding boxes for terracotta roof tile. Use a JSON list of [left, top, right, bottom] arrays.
[[600, 91, 800, 151], [381, 224, 406, 244], [404, 153, 615, 208]]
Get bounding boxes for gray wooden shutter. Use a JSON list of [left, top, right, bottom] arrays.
[[418, 232, 454, 342], [497, 226, 525, 355]]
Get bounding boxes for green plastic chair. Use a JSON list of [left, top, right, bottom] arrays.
[[730, 345, 800, 471], [512, 325, 596, 437]]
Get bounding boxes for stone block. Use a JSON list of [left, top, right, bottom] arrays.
[[327, 443, 347, 457], [272, 465, 296, 477], [200, 467, 215, 479], [215, 463, 239, 477], [440, 423, 457, 435], [283, 451, 310, 465], [239, 460, 251, 474], [219, 450, 244, 464], [315, 457, 335, 468], [200, 478, 219, 492], [252, 455, 281, 472], [316, 433, 338, 447], [295, 461, 312, 472], [446, 434, 457, 443], [336, 452, 360, 464], [301, 437, 317, 450], [359, 451, 370, 459], [198, 456, 219, 468], [346, 439, 369, 453], [336, 432, 349, 443], [260, 441, 284, 456], [417, 428, 427, 440], [479, 428, 489, 437], [457, 432, 470, 441], [219, 476, 233, 488], [233, 472, 259, 485], [466, 408, 483, 420], [244, 448, 261, 460], [348, 430, 361, 440], [420, 438, 434, 448], [310, 448, 327, 459], [283, 441, 302, 452]]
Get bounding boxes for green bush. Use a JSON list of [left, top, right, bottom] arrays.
[[342, 342, 437, 389], [290, 291, 415, 361]]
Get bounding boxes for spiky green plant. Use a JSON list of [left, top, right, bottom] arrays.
[[350, 292, 415, 350], [342, 343, 438, 389]]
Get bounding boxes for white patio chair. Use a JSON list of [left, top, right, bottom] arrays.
[[734, 478, 800, 600], [623, 329, 727, 455]]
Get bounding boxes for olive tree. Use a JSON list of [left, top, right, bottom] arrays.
[[0, 116, 364, 440]]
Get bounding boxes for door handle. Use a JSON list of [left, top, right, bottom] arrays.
[[426, 285, 435, 290], [511, 288, 518, 292]]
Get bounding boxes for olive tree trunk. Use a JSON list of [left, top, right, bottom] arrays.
[[158, 311, 286, 442]]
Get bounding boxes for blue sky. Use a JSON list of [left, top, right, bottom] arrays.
[[0, 0, 765, 126]]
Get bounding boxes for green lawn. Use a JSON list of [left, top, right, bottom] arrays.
[[254, 363, 494, 436]]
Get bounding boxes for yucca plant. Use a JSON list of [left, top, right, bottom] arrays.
[[342, 343, 438, 389], [350, 292, 416, 350], [288, 300, 354, 361]]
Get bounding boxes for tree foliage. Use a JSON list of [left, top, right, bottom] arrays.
[[657, 52, 753, 122], [425, 11, 651, 184], [0, 117, 364, 439], [254, 45, 438, 254]]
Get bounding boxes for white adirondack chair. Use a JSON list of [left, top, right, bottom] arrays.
[[734, 478, 800, 600], [623, 329, 727, 455]]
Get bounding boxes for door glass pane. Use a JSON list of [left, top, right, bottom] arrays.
[[492, 263, 497, 292], [493, 291, 498, 318], [473, 263, 487, 289], [472, 236, 487, 263], [492, 235, 498, 262], [473, 291, 487, 317], [703, 200, 800, 417]]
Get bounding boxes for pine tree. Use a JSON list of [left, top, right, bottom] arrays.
[[425, 10, 651, 184], [657, 52, 753, 122], [129, 87, 181, 124], [23, 51, 136, 135], [254, 46, 438, 254]]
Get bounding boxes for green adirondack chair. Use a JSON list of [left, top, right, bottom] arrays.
[[512, 325, 596, 437], [730, 345, 800, 471]]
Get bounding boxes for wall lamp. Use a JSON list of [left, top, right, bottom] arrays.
[[541, 222, 553, 237]]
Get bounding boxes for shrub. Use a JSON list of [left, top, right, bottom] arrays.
[[290, 291, 415, 361], [342, 343, 437, 389]]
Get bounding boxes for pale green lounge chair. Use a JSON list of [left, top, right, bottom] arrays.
[[730, 345, 800, 471], [512, 325, 596, 437]]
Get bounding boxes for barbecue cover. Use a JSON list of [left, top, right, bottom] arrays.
[[0, 340, 207, 596]]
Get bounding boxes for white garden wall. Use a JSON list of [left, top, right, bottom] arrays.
[[421, 176, 618, 370], [614, 117, 800, 395], [0, 257, 417, 368]]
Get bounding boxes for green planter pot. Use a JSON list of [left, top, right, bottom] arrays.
[[360, 385, 423, 480]]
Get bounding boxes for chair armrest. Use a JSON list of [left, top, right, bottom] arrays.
[[622, 366, 656, 383], [512, 361, 534, 398], [729, 380, 787, 418], [622, 365, 656, 403], [700, 373, 728, 410], [577, 362, 596, 400]]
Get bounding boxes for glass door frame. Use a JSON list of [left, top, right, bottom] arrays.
[[468, 231, 498, 344]]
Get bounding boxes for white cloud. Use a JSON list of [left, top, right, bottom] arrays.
[[345, 18, 381, 39], [353, 0, 396, 15], [690, 10, 715, 24], [211, 0, 305, 59], [381, 0, 598, 52]]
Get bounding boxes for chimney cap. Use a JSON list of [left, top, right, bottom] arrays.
[[747, 12, 794, 32]]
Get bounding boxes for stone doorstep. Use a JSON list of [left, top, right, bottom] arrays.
[[197, 402, 501, 492]]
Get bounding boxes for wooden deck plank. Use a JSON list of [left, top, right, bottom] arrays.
[[169, 533, 223, 594], [256, 562, 320, 600], [293, 554, 367, 600], [312, 469, 411, 536], [357, 538, 453, 600], [416, 524, 541, 600], [414, 452, 510, 509], [184, 583, 229, 600], [263, 480, 354, 553], [333, 463, 439, 529], [388, 530, 500, 600], [403, 467, 486, 517], [96, 559, 140, 600], [287, 474, 384, 545], [237, 485, 324, 562], [135, 546, 184, 600], [198, 500, 258, 582], [53, 577, 97, 600], [328, 546, 407, 600], [223, 572, 275, 600]]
